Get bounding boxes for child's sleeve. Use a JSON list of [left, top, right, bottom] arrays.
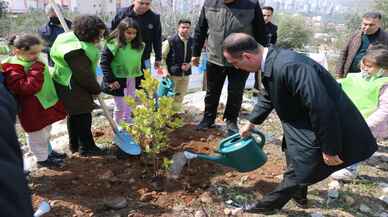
[[64, 49, 101, 95], [3, 62, 44, 96], [100, 47, 116, 83], [367, 84, 388, 139]]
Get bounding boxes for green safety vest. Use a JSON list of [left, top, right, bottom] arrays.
[[106, 39, 144, 78], [340, 73, 388, 118], [50, 32, 100, 86], [2, 56, 59, 109]]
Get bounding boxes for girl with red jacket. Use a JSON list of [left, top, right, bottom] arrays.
[[1, 34, 66, 168]]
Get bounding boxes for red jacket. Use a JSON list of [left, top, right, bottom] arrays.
[[1, 61, 66, 132]]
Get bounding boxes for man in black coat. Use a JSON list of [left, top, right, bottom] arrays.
[[223, 33, 377, 214], [111, 0, 162, 88], [0, 83, 33, 217], [254, 5, 278, 91]]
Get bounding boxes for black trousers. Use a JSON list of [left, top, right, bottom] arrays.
[[258, 148, 308, 209], [67, 113, 96, 152], [203, 62, 249, 123]]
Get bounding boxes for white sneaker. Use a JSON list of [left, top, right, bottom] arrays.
[[331, 168, 357, 181]]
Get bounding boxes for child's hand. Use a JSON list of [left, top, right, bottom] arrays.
[[181, 63, 191, 72], [108, 81, 120, 90]]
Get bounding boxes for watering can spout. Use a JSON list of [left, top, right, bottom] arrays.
[[184, 151, 231, 167]]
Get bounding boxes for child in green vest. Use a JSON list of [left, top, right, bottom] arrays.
[[332, 44, 388, 181], [1, 34, 66, 168], [100, 17, 144, 124], [50, 15, 108, 156]]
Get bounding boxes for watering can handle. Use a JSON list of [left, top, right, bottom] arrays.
[[249, 128, 266, 148]]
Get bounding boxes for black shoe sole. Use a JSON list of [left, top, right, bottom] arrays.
[[293, 199, 308, 209], [245, 208, 278, 215], [196, 124, 215, 131]]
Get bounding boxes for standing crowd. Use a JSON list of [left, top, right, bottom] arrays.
[[0, 0, 387, 216]]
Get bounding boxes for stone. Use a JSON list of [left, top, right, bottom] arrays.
[[377, 163, 388, 170], [194, 209, 207, 217], [100, 170, 115, 180], [359, 204, 371, 213], [379, 195, 388, 205], [225, 172, 234, 178], [172, 205, 185, 212], [104, 197, 128, 210], [230, 208, 243, 216], [139, 192, 153, 202], [343, 195, 355, 206], [311, 213, 324, 217], [129, 178, 136, 184], [379, 212, 388, 217], [327, 180, 341, 199], [200, 192, 213, 203], [379, 183, 388, 194]]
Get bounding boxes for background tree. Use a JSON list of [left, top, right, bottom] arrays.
[[374, 0, 388, 29], [275, 13, 313, 49], [0, 0, 9, 37]]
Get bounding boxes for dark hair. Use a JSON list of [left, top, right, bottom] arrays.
[[8, 34, 42, 51], [363, 12, 382, 20], [73, 15, 108, 42], [178, 19, 191, 26], [363, 44, 388, 69], [262, 6, 274, 13], [108, 17, 143, 50], [223, 33, 260, 57]]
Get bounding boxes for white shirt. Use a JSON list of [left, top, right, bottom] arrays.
[[260, 48, 269, 73]]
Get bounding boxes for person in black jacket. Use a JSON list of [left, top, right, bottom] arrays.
[[161, 19, 193, 107], [111, 0, 162, 89], [0, 82, 33, 217], [38, 3, 72, 67], [262, 6, 278, 47], [223, 33, 377, 214], [254, 6, 278, 91], [192, 0, 266, 134]]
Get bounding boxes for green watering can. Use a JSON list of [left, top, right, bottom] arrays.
[[184, 129, 267, 172]]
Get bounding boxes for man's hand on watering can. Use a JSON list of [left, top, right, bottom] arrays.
[[108, 81, 120, 90], [240, 123, 256, 138], [322, 153, 344, 166], [191, 57, 200, 67], [154, 61, 161, 69]]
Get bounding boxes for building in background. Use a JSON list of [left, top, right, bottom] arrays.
[[5, 0, 121, 15], [5, 0, 69, 13]]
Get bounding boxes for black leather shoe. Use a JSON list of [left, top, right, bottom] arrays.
[[79, 145, 106, 157], [226, 120, 239, 134], [196, 119, 215, 130], [244, 202, 279, 215], [48, 150, 67, 159], [292, 198, 308, 208], [38, 158, 64, 168]]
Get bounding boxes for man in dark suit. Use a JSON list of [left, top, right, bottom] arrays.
[[223, 33, 377, 214], [0, 83, 33, 217], [254, 6, 278, 91], [262, 6, 278, 47]]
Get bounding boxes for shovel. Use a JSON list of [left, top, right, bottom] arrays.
[[96, 97, 141, 155], [49, 0, 141, 155]]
